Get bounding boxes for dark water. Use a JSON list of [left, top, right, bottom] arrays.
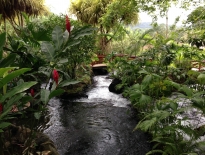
[[44, 75, 151, 155]]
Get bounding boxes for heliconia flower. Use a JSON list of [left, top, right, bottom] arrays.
[[30, 89, 35, 97], [0, 103, 3, 113], [52, 69, 59, 86], [66, 15, 71, 33]]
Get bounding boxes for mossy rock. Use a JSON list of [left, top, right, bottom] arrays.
[[60, 75, 92, 99]]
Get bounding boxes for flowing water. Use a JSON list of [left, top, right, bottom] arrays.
[[44, 75, 151, 155]]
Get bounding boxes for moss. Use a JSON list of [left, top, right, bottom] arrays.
[[64, 75, 92, 95]]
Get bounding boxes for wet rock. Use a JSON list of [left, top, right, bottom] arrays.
[[108, 78, 123, 94]]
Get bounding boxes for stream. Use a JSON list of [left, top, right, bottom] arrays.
[[44, 75, 151, 155]]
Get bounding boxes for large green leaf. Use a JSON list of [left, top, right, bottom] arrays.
[[63, 30, 69, 43], [4, 93, 25, 110], [52, 26, 64, 50], [0, 82, 37, 102], [66, 40, 81, 47], [0, 122, 11, 131], [0, 68, 31, 88], [0, 94, 26, 120], [139, 94, 151, 104], [179, 85, 193, 97], [41, 42, 55, 61], [134, 117, 157, 131], [58, 58, 68, 64], [72, 26, 94, 40], [142, 74, 153, 85], [40, 89, 50, 105], [49, 89, 64, 99], [58, 80, 80, 87], [0, 67, 18, 77], [0, 53, 16, 67]]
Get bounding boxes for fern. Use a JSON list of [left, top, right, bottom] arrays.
[[134, 117, 157, 132]]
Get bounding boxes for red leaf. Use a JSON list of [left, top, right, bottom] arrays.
[[52, 69, 59, 86], [30, 89, 35, 97], [0, 103, 3, 113], [66, 15, 71, 33]]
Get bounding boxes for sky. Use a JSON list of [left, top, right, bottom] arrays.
[[45, 0, 197, 25]]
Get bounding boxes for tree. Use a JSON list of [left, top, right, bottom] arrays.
[[187, 6, 205, 30], [185, 6, 205, 48], [70, 0, 139, 55]]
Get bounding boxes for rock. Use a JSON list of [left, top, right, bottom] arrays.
[[34, 133, 59, 155], [108, 78, 123, 94]]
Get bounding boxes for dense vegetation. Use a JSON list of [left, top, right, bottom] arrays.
[[0, 0, 205, 154]]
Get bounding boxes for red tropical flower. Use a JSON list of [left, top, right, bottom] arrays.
[[0, 103, 3, 113], [66, 15, 71, 33], [30, 89, 35, 97], [52, 69, 59, 86]]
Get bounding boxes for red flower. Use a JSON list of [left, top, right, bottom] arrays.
[[52, 69, 59, 86], [66, 15, 71, 33], [0, 103, 3, 113], [30, 89, 35, 97]]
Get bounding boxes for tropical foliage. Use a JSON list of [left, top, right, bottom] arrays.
[[106, 6, 205, 154], [0, 0, 205, 154]]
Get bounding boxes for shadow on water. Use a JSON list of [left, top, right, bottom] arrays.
[[44, 75, 151, 155]]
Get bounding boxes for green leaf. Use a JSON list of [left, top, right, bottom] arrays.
[[0, 68, 31, 88], [63, 30, 69, 43], [142, 74, 153, 85], [59, 58, 68, 64], [0, 122, 11, 129], [34, 112, 41, 120], [138, 69, 149, 74], [0, 53, 16, 67], [139, 94, 151, 104], [32, 29, 50, 41], [179, 85, 193, 97], [72, 26, 94, 39], [134, 117, 157, 131], [146, 150, 168, 155], [67, 40, 81, 47], [169, 102, 178, 111], [4, 93, 25, 110], [0, 82, 37, 102], [58, 80, 80, 87], [41, 42, 55, 61], [40, 89, 50, 105], [164, 80, 180, 89], [197, 73, 205, 84], [52, 26, 64, 50], [150, 110, 170, 120], [0, 67, 17, 77], [49, 89, 64, 99]]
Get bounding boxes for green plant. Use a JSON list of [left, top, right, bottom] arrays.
[[40, 23, 95, 79], [0, 68, 37, 132]]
